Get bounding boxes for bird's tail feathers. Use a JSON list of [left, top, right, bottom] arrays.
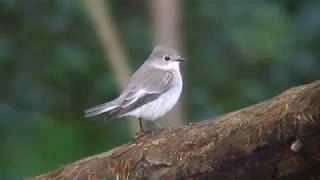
[[84, 102, 117, 118]]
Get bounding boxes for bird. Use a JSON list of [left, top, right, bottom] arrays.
[[84, 46, 186, 132]]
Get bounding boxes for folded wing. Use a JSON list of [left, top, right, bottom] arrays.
[[106, 68, 173, 119]]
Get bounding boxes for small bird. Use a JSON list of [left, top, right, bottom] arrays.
[[84, 46, 186, 132]]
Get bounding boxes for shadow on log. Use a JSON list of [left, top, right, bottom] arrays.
[[31, 80, 320, 180]]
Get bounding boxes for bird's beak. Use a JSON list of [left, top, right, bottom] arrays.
[[176, 57, 187, 62]]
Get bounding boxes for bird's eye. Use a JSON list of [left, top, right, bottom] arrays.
[[164, 56, 170, 61]]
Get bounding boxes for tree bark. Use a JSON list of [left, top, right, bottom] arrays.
[[30, 80, 320, 180]]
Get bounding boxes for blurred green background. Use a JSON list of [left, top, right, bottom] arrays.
[[1, 0, 320, 179]]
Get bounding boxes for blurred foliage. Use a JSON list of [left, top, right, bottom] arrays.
[[0, 0, 320, 179]]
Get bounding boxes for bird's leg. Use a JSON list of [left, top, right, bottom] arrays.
[[154, 121, 162, 130], [145, 121, 161, 137], [137, 118, 162, 138], [139, 118, 144, 132]]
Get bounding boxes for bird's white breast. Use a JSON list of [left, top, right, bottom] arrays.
[[127, 71, 182, 121]]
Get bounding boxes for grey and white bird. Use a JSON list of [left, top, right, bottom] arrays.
[[84, 46, 186, 132]]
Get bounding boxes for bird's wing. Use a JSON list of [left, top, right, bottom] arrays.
[[106, 66, 173, 119]]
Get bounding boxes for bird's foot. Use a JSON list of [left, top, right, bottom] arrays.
[[149, 128, 162, 137], [135, 128, 161, 138]]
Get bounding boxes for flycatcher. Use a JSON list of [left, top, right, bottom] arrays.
[[84, 46, 186, 132]]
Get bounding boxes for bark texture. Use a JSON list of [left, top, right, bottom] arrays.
[[31, 80, 320, 180]]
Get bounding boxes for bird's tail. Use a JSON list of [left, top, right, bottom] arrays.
[[84, 102, 117, 118]]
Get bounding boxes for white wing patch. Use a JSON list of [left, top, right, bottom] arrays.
[[121, 89, 146, 108], [164, 72, 172, 84]]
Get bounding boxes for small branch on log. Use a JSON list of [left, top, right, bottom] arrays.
[[31, 80, 320, 179]]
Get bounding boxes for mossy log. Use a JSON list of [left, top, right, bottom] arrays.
[[31, 80, 320, 179]]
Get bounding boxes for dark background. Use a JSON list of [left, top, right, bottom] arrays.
[[1, 0, 320, 179]]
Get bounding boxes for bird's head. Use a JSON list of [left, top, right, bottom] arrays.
[[147, 46, 186, 70]]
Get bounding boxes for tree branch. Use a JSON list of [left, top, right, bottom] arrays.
[[31, 80, 320, 179]]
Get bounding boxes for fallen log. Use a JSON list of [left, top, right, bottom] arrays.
[[31, 80, 320, 179]]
